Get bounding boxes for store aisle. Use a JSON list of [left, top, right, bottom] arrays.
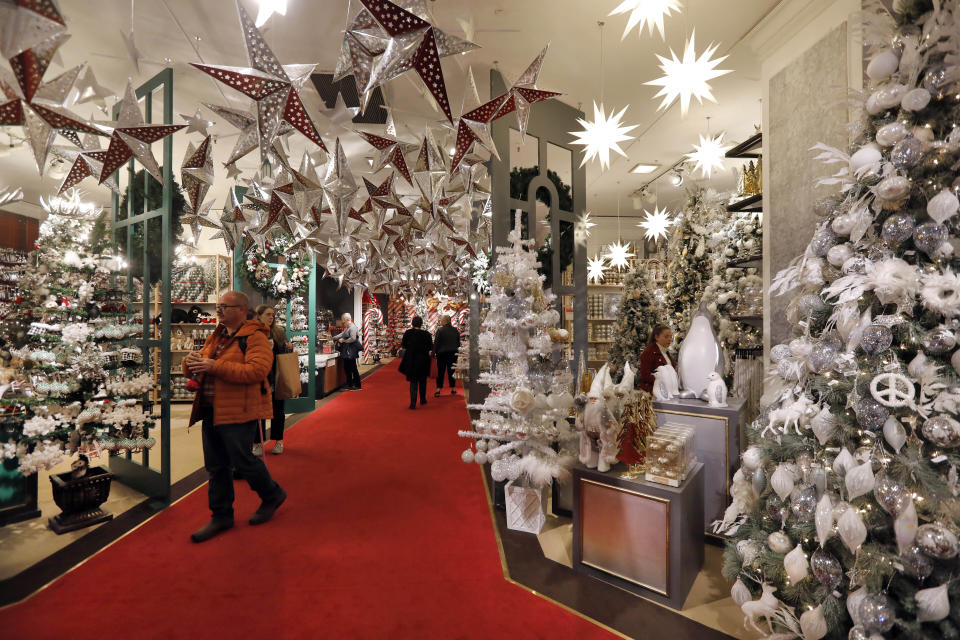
[[3, 361, 615, 640]]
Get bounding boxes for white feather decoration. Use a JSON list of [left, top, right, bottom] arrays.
[[838, 506, 867, 552], [784, 544, 808, 583], [815, 494, 835, 547], [771, 464, 796, 500], [799, 605, 827, 640], [894, 500, 918, 555], [845, 461, 876, 500], [916, 583, 950, 622]]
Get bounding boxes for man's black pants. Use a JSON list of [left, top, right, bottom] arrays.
[[409, 376, 427, 407], [343, 357, 361, 388], [436, 352, 457, 389]]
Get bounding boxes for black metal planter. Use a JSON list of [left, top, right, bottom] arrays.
[[48, 466, 114, 534]]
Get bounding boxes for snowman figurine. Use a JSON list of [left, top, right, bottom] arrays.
[[704, 372, 728, 408]]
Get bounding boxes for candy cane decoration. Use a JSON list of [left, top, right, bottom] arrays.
[[456, 307, 470, 332], [427, 302, 439, 333], [361, 306, 383, 364]]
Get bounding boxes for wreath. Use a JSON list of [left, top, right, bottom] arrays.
[[241, 235, 310, 300]]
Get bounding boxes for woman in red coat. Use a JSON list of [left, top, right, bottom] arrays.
[[638, 325, 677, 394]]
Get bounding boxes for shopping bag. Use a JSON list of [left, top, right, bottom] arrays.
[[274, 352, 302, 400]]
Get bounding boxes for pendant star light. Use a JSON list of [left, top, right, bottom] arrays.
[[686, 117, 729, 178], [604, 198, 635, 271], [575, 210, 596, 246], [587, 255, 607, 283], [255, 0, 287, 26], [637, 205, 675, 242], [569, 22, 637, 171], [191, 0, 328, 164], [644, 30, 731, 116], [608, 0, 682, 40]]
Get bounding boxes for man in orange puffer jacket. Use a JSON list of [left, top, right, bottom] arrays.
[[183, 290, 287, 543]]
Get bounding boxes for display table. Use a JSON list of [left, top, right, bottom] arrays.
[[653, 397, 746, 536], [316, 353, 345, 397], [572, 463, 704, 610]]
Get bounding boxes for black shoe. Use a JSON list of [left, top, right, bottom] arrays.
[[434, 390, 442, 397], [451, 388, 457, 395], [190, 519, 233, 543], [409, 404, 416, 410], [420, 399, 427, 405], [250, 487, 287, 525]]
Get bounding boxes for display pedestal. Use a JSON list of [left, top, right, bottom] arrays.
[[0, 464, 41, 526], [572, 463, 704, 610], [653, 397, 746, 536]]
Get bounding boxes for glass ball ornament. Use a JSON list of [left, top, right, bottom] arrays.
[[920, 414, 960, 448], [900, 544, 935, 581], [856, 397, 890, 431], [810, 547, 843, 590], [808, 340, 838, 373], [827, 243, 854, 267], [848, 626, 870, 640], [842, 254, 868, 275], [891, 136, 923, 168], [901, 87, 932, 112], [922, 328, 955, 355], [876, 83, 907, 109], [874, 472, 912, 516], [915, 522, 959, 559], [790, 484, 818, 522], [832, 212, 856, 235], [767, 530, 792, 553], [922, 65, 951, 98], [765, 494, 789, 521], [866, 50, 899, 80], [858, 593, 897, 635], [860, 324, 893, 355], [876, 175, 911, 201], [880, 212, 916, 245], [809, 227, 838, 257], [797, 294, 827, 318], [912, 221, 947, 255], [875, 121, 909, 146]]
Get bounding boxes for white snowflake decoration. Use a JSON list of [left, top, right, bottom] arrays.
[[638, 206, 676, 242], [608, 0, 682, 40], [603, 240, 635, 271], [472, 253, 491, 295], [569, 102, 638, 171], [588, 255, 607, 283], [645, 31, 731, 116], [686, 132, 730, 178]]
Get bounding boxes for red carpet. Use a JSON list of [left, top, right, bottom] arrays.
[[4, 361, 615, 639]]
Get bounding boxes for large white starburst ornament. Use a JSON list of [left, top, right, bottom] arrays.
[[570, 102, 638, 171], [645, 31, 731, 116], [603, 240, 635, 271], [255, 0, 288, 27], [686, 132, 730, 178], [638, 206, 676, 242], [575, 210, 596, 245], [588, 255, 607, 283], [608, 0, 682, 40]]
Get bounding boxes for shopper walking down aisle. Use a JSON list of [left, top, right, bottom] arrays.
[[333, 312, 362, 390], [433, 314, 460, 397], [399, 316, 432, 409], [183, 290, 287, 543], [254, 304, 292, 455]]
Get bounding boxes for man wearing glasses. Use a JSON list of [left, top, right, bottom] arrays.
[[183, 290, 287, 543]]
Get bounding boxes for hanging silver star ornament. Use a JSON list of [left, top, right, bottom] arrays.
[[53, 133, 120, 195], [212, 187, 249, 252], [320, 92, 359, 134], [322, 138, 360, 236], [355, 113, 417, 186], [412, 128, 448, 205], [179, 108, 214, 136], [182, 200, 217, 247], [0, 0, 68, 59], [120, 28, 142, 74], [225, 162, 243, 180], [74, 66, 114, 109], [191, 0, 327, 163], [181, 135, 214, 214]]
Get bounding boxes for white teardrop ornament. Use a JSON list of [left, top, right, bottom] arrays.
[[846, 461, 876, 500], [800, 604, 828, 640], [815, 494, 834, 547], [895, 500, 918, 555], [784, 544, 808, 583], [838, 507, 867, 552], [916, 583, 950, 622], [883, 417, 907, 453], [771, 464, 795, 500]]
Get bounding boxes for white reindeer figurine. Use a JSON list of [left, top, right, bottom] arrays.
[[760, 394, 816, 438], [741, 583, 780, 635]]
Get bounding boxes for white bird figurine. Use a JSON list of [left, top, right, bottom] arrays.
[[705, 371, 728, 407]]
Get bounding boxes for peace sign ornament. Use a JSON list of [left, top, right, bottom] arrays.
[[870, 372, 915, 408]]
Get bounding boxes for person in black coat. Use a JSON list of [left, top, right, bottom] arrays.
[[398, 316, 433, 409], [432, 314, 460, 397]]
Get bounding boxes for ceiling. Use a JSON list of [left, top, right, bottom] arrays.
[[0, 0, 780, 227]]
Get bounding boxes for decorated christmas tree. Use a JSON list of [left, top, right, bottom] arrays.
[[459, 225, 576, 490], [608, 265, 669, 378], [724, 2, 960, 637], [0, 193, 155, 476]]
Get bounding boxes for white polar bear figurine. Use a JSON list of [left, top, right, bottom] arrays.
[[653, 364, 680, 401], [706, 372, 728, 408]]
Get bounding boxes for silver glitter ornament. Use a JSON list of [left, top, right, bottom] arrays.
[[765, 494, 788, 521], [810, 547, 843, 590], [808, 340, 838, 372], [770, 343, 791, 363], [809, 227, 838, 257], [858, 594, 896, 635], [922, 65, 951, 99], [912, 221, 947, 255], [920, 414, 960, 448], [856, 397, 889, 431], [842, 254, 868, 275], [797, 293, 827, 318], [790, 484, 818, 522], [922, 329, 955, 355], [916, 522, 959, 559], [860, 324, 893, 356], [874, 472, 911, 516], [900, 544, 934, 581], [891, 136, 923, 168], [880, 212, 915, 245]]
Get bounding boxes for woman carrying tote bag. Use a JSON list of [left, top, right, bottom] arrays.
[[255, 305, 295, 455]]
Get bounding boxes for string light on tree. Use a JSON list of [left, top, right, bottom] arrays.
[[608, 0, 682, 40], [645, 30, 731, 116], [637, 206, 675, 242], [686, 122, 730, 178], [588, 255, 608, 283]]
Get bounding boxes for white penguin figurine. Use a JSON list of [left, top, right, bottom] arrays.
[[678, 302, 725, 397], [705, 371, 728, 408], [653, 364, 679, 401]]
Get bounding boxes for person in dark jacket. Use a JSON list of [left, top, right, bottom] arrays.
[[433, 314, 460, 397], [254, 304, 292, 455], [333, 313, 362, 390], [398, 316, 433, 409], [638, 325, 676, 394]]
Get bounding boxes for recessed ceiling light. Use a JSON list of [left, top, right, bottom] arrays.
[[629, 162, 659, 174]]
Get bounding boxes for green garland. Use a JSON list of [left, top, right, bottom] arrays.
[[240, 234, 311, 300]]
